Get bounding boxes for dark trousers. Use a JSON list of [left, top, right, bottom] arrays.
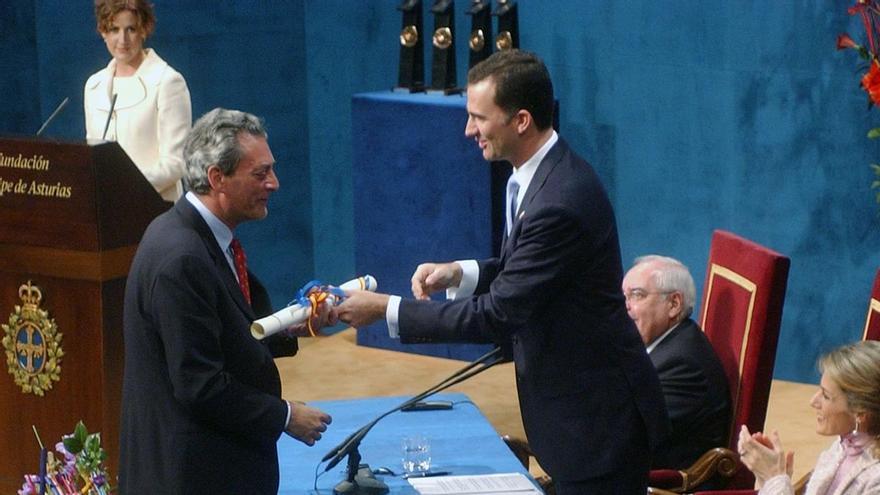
[[554, 414, 651, 495], [554, 467, 648, 495]]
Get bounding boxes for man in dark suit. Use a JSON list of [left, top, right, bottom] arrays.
[[337, 50, 668, 494], [622, 255, 731, 470], [119, 108, 332, 494]]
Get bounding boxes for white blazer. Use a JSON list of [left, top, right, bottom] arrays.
[[84, 48, 191, 202], [760, 438, 880, 495]]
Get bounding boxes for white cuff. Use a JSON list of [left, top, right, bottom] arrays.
[[386, 295, 402, 338], [447, 260, 479, 300], [758, 474, 793, 494]]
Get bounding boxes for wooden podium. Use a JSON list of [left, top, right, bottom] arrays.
[[0, 137, 168, 491]]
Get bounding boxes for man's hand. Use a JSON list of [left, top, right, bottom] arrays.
[[410, 262, 462, 300], [286, 401, 332, 446], [335, 291, 390, 328], [285, 294, 337, 337]]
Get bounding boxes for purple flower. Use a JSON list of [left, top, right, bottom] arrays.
[[18, 474, 40, 495], [55, 441, 75, 463]]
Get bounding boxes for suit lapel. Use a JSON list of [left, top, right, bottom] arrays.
[[648, 326, 679, 362], [501, 138, 568, 259], [175, 200, 256, 320]]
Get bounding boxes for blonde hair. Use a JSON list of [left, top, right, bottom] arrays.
[[94, 0, 156, 38], [820, 340, 880, 457]]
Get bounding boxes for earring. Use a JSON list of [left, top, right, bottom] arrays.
[[853, 418, 861, 436]]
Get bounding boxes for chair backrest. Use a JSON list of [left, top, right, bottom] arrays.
[[699, 230, 790, 488], [863, 268, 880, 341]]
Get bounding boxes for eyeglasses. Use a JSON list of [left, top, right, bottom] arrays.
[[623, 288, 675, 302]]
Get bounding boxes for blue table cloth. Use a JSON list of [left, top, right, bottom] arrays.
[[277, 393, 537, 494]]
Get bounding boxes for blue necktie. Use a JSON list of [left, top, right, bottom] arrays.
[[507, 177, 520, 235]]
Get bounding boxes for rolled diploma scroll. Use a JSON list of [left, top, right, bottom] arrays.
[[250, 275, 377, 339]]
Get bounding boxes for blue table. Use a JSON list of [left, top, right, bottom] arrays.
[[277, 393, 537, 494]]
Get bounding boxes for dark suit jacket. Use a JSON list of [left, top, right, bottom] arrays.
[[649, 318, 731, 470], [119, 199, 297, 494], [398, 138, 669, 482]]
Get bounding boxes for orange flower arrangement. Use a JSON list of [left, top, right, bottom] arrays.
[[863, 62, 880, 106], [838, 0, 880, 202]]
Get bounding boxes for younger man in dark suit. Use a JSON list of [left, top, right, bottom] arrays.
[[622, 255, 731, 469], [119, 108, 332, 494], [337, 50, 668, 494]]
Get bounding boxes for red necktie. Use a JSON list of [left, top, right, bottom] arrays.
[[230, 238, 251, 305]]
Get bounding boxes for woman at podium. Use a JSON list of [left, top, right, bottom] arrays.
[[84, 0, 191, 202]]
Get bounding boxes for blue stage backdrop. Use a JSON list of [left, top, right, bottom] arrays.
[[352, 92, 494, 361], [3, 1, 880, 381], [0, 2, 314, 309]]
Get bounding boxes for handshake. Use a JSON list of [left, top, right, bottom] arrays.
[[252, 261, 464, 337], [251, 275, 378, 339], [334, 261, 464, 328]]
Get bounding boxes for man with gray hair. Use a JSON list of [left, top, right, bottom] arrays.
[[622, 255, 731, 470], [120, 108, 332, 493]]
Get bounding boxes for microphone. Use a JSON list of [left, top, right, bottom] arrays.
[[251, 275, 377, 340], [322, 346, 506, 474], [35, 97, 69, 137], [101, 93, 118, 140]]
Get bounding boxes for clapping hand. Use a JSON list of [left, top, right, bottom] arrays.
[[737, 425, 794, 488]]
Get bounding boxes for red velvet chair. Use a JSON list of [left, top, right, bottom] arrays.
[[862, 268, 880, 341], [684, 262, 880, 495], [649, 230, 790, 493]]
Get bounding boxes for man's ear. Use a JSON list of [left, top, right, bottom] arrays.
[[667, 292, 684, 319], [207, 165, 224, 191], [514, 109, 532, 135]]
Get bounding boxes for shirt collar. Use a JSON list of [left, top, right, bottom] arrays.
[[186, 191, 234, 252], [646, 320, 682, 354], [841, 431, 873, 456], [510, 130, 558, 201]]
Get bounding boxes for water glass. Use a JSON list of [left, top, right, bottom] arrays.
[[401, 435, 431, 474]]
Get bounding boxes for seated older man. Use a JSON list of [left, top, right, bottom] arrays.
[[622, 255, 731, 470]]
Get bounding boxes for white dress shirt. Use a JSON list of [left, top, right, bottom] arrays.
[[386, 131, 559, 337]]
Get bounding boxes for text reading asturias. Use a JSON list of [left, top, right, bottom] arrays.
[[0, 177, 72, 199]]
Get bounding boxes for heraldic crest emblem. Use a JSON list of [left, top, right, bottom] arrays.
[[2, 281, 64, 396]]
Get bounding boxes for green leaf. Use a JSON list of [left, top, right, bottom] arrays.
[[63, 436, 83, 454], [74, 421, 88, 443], [84, 433, 99, 451], [868, 128, 880, 139]]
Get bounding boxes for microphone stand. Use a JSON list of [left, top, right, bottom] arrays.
[[101, 94, 118, 141], [324, 347, 506, 495], [35, 97, 69, 137]]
